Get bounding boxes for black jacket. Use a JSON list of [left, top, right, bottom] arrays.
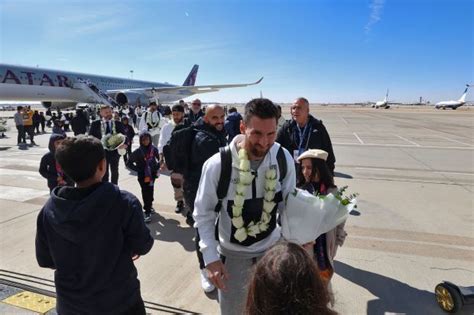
[[276, 115, 336, 173], [89, 119, 125, 140], [35, 182, 153, 314], [186, 110, 204, 124], [71, 113, 89, 135], [186, 119, 227, 190], [126, 145, 160, 181], [39, 134, 73, 190]]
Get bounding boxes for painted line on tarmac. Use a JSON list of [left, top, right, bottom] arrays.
[[434, 171, 474, 176], [434, 135, 473, 147], [353, 132, 364, 144], [332, 142, 474, 150], [339, 116, 349, 125], [356, 167, 396, 172], [395, 135, 421, 146]]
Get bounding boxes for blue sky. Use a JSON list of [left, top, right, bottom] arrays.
[[1, 0, 473, 103]]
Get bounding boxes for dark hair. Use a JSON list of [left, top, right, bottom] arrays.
[[229, 107, 237, 113], [163, 105, 172, 116], [297, 157, 335, 189], [17, 106, 23, 111], [244, 98, 278, 124], [172, 104, 185, 113], [245, 242, 337, 315], [55, 135, 105, 182]]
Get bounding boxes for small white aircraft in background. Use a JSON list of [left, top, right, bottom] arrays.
[[372, 89, 392, 109], [0, 64, 263, 110], [435, 85, 471, 110]]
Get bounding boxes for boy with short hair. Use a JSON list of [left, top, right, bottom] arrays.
[[35, 135, 154, 314]]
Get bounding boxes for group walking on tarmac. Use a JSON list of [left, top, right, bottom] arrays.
[[35, 96, 354, 314]]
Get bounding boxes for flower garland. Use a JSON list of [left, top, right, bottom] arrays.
[[101, 120, 116, 135], [231, 148, 279, 242]]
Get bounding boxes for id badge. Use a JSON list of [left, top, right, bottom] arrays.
[[293, 150, 300, 163]]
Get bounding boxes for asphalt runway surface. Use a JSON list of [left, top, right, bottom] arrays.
[[0, 106, 473, 314]]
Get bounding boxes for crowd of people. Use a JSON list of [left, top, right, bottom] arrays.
[[33, 97, 346, 314]]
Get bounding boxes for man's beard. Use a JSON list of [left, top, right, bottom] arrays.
[[249, 145, 269, 159]]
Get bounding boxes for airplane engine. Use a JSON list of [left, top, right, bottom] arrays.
[[114, 92, 148, 107], [42, 101, 78, 110]]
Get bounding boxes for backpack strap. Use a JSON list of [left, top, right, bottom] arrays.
[[214, 145, 232, 213], [276, 146, 287, 183]]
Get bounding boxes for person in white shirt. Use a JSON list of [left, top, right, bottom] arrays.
[[158, 104, 187, 214], [139, 101, 163, 146], [193, 98, 296, 315]]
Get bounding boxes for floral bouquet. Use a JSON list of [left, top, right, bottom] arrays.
[[101, 133, 126, 154], [281, 186, 358, 245]]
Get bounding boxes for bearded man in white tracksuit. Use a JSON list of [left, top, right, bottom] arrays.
[[193, 98, 296, 315]]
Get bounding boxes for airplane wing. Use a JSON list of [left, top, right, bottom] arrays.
[[108, 77, 263, 96]]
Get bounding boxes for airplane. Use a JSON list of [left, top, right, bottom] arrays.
[[371, 89, 391, 109], [435, 85, 471, 110], [0, 64, 263, 110]]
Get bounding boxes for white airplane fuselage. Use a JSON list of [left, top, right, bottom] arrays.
[[435, 85, 470, 110], [0, 64, 191, 108]]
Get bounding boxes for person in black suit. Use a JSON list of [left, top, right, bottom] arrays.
[[89, 105, 125, 184]]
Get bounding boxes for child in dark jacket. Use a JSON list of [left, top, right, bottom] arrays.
[[121, 116, 136, 163], [35, 135, 153, 315], [126, 131, 160, 223], [39, 134, 73, 191]]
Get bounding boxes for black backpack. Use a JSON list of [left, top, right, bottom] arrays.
[[162, 125, 196, 174], [214, 145, 288, 213]]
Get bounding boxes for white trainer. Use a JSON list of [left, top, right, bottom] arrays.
[[200, 269, 216, 293]]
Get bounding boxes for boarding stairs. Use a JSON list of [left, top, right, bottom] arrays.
[[73, 80, 119, 108]]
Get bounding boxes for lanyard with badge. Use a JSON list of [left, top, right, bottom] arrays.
[[293, 123, 309, 163]]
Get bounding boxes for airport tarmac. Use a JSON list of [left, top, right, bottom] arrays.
[[0, 106, 473, 314]]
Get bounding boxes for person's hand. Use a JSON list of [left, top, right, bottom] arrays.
[[160, 162, 168, 171], [206, 260, 229, 291]]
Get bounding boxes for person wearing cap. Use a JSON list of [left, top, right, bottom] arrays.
[[138, 101, 163, 146], [89, 104, 126, 184], [158, 104, 187, 214], [186, 98, 204, 124], [276, 97, 336, 175], [296, 149, 347, 297]]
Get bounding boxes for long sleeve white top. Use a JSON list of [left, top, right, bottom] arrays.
[[157, 120, 176, 154], [193, 135, 296, 266]]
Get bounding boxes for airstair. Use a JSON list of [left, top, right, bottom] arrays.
[[73, 80, 119, 107]]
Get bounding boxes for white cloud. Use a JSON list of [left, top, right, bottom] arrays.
[[365, 0, 385, 35]]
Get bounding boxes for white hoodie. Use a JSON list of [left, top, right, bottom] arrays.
[[193, 135, 296, 265]]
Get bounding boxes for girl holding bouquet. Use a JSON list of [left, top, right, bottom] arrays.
[[126, 131, 160, 223], [296, 149, 348, 287]]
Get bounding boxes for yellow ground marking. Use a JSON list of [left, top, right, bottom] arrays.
[[2, 291, 56, 314]]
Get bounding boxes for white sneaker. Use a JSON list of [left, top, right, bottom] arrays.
[[200, 269, 215, 293]]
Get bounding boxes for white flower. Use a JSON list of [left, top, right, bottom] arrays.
[[261, 212, 271, 224], [265, 179, 277, 191], [258, 222, 269, 232], [240, 171, 254, 185], [232, 216, 245, 229], [264, 190, 275, 202], [240, 159, 250, 172], [235, 227, 248, 242], [235, 184, 247, 195], [265, 169, 277, 180], [232, 205, 242, 217], [247, 224, 261, 237], [234, 194, 245, 207], [263, 200, 275, 213], [238, 149, 248, 160]]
